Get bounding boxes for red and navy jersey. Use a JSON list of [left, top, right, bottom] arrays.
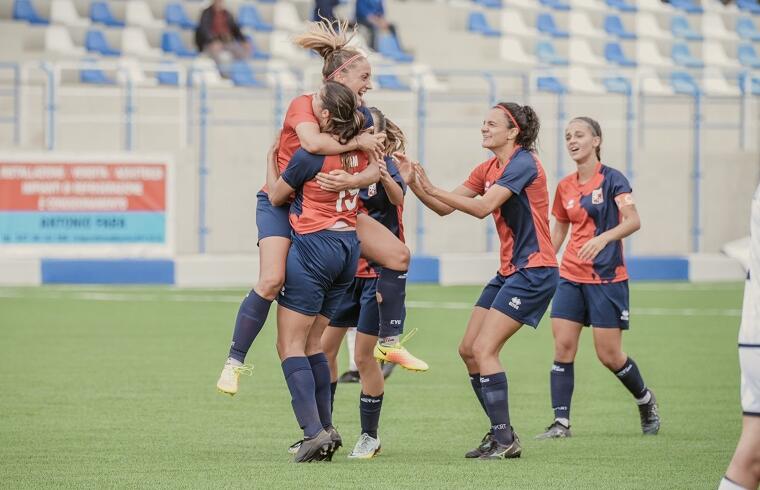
[[552, 163, 633, 284], [356, 156, 406, 278], [282, 149, 369, 234], [463, 147, 557, 277]]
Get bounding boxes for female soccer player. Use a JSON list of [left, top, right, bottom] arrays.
[[398, 102, 559, 459], [535, 116, 660, 440], [267, 81, 367, 463], [322, 108, 408, 459]]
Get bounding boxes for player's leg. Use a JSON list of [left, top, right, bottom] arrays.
[[322, 326, 348, 404], [339, 327, 361, 382], [722, 416, 760, 490]]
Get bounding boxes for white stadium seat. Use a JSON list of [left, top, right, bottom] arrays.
[[702, 13, 740, 41], [568, 38, 606, 66], [500, 10, 538, 38], [569, 0, 606, 12], [638, 70, 675, 95], [702, 68, 741, 96], [45, 25, 86, 56], [703, 41, 742, 68], [637, 39, 674, 67], [50, 0, 90, 27], [500, 37, 537, 65], [569, 11, 606, 39], [637, 12, 673, 40], [639, 0, 671, 13], [125, 1, 166, 28], [568, 66, 606, 93], [273, 3, 304, 32], [121, 27, 164, 60]]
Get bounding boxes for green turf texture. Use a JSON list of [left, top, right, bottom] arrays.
[[0, 283, 746, 488]]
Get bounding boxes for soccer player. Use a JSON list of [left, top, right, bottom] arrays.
[[267, 81, 367, 463], [215, 21, 384, 396], [719, 183, 760, 490], [535, 116, 660, 440], [398, 102, 559, 459]]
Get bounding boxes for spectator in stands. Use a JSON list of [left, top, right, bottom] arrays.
[[195, 0, 252, 69], [355, 0, 402, 51], [312, 0, 339, 22]]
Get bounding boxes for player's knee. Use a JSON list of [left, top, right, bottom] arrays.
[[472, 339, 496, 364], [256, 273, 285, 300], [554, 340, 576, 361], [355, 348, 374, 370], [397, 245, 411, 270], [458, 343, 475, 364], [596, 349, 622, 370]]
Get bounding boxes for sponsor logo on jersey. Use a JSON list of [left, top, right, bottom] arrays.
[[565, 199, 575, 209], [509, 296, 522, 310], [346, 154, 359, 168], [367, 183, 377, 197], [592, 187, 604, 205]]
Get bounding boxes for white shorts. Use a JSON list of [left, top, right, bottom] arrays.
[[739, 185, 760, 415]]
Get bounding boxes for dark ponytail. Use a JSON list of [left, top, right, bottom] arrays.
[[571, 116, 603, 160], [494, 102, 540, 151]]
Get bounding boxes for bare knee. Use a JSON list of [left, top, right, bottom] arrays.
[[554, 339, 577, 363], [355, 348, 376, 370], [458, 342, 475, 365], [596, 349, 625, 371], [397, 245, 411, 270], [256, 273, 284, 300]]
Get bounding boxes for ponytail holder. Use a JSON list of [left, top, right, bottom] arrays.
[[494, 105, 521, 131], [326, 54, 363, 81]]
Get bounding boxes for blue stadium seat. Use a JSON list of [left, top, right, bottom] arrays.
[[669, 0, 703, 14], [13, 0, 48, 24], [737, 0, 760, 15], [670, 72, 700, 96], [536, 41, 568, 65], [604, 42, 637, 67], [165, 3, 197, 30], [672, 43, 704, 68], [246, 35, 271, 60], [237, 5, 273, 32], [739, 43, 760, 68], [377, 34, 413, 63], [605, 0, 637, 13], [539, 0, 570, 11], [90, 1, 124, 27], [604, 15, 636, 40], [738, 73, 760, 95], [537, 13, 569, 38], [468, 12, 500, 37], [376, 74, 410, 91], [161, 31, 197, 57], [473, 0, 502, 9], [226, 62, 267, 87], [85, 29, 121, 56], [737, 18, 760, 41], [603, 77, 631, 94], [80, 60, 116, 85], [537, 76, 566, 93], [671, 16, 703, 41]]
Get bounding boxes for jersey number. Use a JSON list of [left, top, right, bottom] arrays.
[[336, 189, 359, 212]]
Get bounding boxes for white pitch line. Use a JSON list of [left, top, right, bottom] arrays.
[[0, 291, 742, 317]]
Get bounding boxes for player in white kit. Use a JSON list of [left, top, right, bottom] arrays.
[[720, 184, 760, 490]]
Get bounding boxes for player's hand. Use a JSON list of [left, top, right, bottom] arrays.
[[316, 169, 356, 192], [578, 235, 609, 262], [267, 131, 280, 163], [356, 132, 385, 161], [378, 160, 391, 181], [392, 152, 416, 185], [413, 164, 436, 195]]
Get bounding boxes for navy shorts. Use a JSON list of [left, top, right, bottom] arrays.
[[256, 191, 291, 241], [277, 230, 360, 318], [475, 267, 559, 328], [331, 277, 381, 336], [550, 278, 630, 329]]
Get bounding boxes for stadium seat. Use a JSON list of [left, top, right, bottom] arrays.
[[536, 40, 568, 65], [568, 39, 606, 66], [50, 0, 89, 27], [85, 29, 121, 56], [536, 76, 566, 93], [637, 39, 674, 67], [90, 1, 124, 27], [568, 67, 605, 93], [637, 12, 672, 40], [474, 0, 503, 9], [672, 43, 704, 68], [639, 70, 674, 95], [500, 10, 538, 37], [737, 18, 760, 41], [604, 15, 636, 40], [537, 13, 569, 38], [273, 3, 304, 31], [669, 0, 703, 14], [738, 73, 760, 96], [377, 34, 413, 63], [156, 63, 180, 86], [737, 0, 760, 15], [122, 27, 164, 59], [571, 0, 605, 11], [569, 11, 606, 38], [539, 0, 571, 11], [161, 31, 197, 57], [238, 5, 273, 32], [13, 0, 49, 24], [670, 71, 700, 96], [500, 37, 537, 64], [704, 41, 741, 68], [125, 1, 165, 28], [702, 68, 741, 96], [165, 3, 196, 30], [225, 61, 266, 87], [376, 74, 411, 91], [604, 42, 637, 67], [246, 35, 271, 60], [44, 25, 86, 56], [638, 0, 671, 12], [703, 13, 740, 41], [603, 76, 631, 94], [671, 16, 703, 41], [739, 43, 760, 68], [605, 0, 637, 13], [468, 12, 501, 37], [80, 60, 116, 85]]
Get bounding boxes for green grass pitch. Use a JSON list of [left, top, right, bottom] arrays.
[[0, 282, 746, 488]]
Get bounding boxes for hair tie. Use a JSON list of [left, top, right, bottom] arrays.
[[326, 54, 363, 80], [494, 105, 521, 131]]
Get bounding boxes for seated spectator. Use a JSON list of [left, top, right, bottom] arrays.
[[195, 0, 252, 69], [312, 0, 339, 22], [355, 0, 403, 51]]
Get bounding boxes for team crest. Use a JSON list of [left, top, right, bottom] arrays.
[[591, 188, 604, 205], [367, 183, 377, 197]]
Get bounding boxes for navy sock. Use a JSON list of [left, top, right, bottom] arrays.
[[614, 357, 648, 399], [359, 392, 383, 438], [308, 353, 333, 429], [481, 372, 513, 445], [330, 381, 338, 414], [469, 373, 488, 416], [228, 290, 272, 363], [550, 361, 574, 422], [377, 268, 407, 339], [281, 357, 322, 438]]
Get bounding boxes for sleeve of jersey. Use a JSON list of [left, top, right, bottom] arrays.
[[462, 164, 486, 195], [286, 96, 318, 128], [609, 170, 635, 208], [384, 157, 407, 194], [494, 151, 538, 195], [280, 150, 324, 189], [358, 106, 374, 130], [552, 184, 570, 222]]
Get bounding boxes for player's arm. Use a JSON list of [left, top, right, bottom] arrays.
[[551, 220, 570, 253], [266, 136, 295, 206], [379, 159, 404, 206], [295, 122, 384, 157], [392, 152, 474, 216], [315, 158, 381, 193], [577, 197, 640, 261]]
